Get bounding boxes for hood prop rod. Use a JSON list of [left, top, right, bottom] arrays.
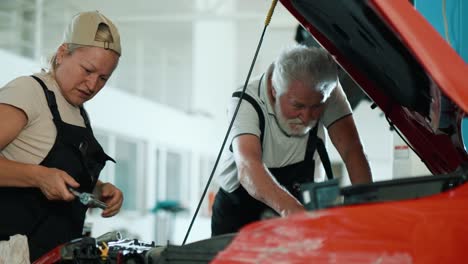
[[182, 0, 279, 245]]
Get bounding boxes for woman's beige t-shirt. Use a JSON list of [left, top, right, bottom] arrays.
[[0, 72, 85, 165]]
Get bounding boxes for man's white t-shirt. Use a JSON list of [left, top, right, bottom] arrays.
[[217, 66, 352, 193]]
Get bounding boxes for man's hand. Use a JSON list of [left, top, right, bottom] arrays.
[[233, 134, 307, 217], [94, 182, 123, 217], [279, 200, 307, 218]]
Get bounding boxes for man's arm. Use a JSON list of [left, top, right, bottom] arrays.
[[327, 115, 372, 184], [232, 134, 305, 217]]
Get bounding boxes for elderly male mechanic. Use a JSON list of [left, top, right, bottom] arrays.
[[211, 44, 372, 236]]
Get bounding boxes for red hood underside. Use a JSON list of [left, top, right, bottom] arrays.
[[278, 0, 468, 174], [371, 0, 468, 111]]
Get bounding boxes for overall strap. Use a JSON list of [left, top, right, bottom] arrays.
[[31, 75, 62, 122], [79, 107, 91, 129], [31, 75, 91, 130], [231, 92, 265, 145], [317, 137, 334, 180], [304, 123, 334, 180], [231, 75, 266, 147]]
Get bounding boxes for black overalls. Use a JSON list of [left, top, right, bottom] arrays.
[[211, 79, 333, 236], [0, 76, 114, 261]]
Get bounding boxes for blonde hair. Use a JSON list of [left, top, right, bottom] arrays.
[[47, 23, 117, 76]]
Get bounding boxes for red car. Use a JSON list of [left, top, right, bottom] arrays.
[[35, 0, 468, 263], [211, 0, 468, 263]]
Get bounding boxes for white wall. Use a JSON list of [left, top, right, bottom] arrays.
[[393, 131, 431, 178], [0, 50, 40, 84]]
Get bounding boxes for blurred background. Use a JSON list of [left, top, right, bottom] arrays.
[[0, 0, 465, 245]]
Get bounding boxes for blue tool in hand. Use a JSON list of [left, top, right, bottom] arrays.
[[69, 187, 107, 210]]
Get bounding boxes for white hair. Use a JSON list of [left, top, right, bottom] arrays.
[[271, 44, 338, 98]]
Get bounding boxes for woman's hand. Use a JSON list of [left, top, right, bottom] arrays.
[[94, 181, 123, 217], [36, 166, 79, 201]]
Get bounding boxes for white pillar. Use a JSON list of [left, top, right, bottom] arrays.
[[192, 2, 236, 123]]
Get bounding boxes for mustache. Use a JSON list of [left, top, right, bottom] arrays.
[[287, 118, 303, 124], [287, 118, 316, 127]]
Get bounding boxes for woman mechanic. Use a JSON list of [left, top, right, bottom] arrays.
[[0, 11, 124, 261]]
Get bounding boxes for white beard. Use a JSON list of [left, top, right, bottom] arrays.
[[274, 100, 317, 137]]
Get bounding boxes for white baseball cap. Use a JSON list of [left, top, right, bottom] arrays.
[[63, 11, 121, 55]]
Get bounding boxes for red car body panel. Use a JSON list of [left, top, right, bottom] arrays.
[[213, 183, 468, 264], [212, 0, 468, 263]]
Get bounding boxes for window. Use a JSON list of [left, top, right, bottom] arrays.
[[155, 149, 161, 198], [199, 156, 217, 216], [93, 132, 112, 183], [87, 131, 147, 212], [154, 149, 190, 244], [166, 151, 183, 202], [114, 138, 139, 210]]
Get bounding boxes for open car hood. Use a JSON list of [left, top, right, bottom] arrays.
[[209, 1, 468, 263], [281, 0, 468, 174]]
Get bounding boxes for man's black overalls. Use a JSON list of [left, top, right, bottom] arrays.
[[211, 78, 333, 236], [0, 76, 114, 261]]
